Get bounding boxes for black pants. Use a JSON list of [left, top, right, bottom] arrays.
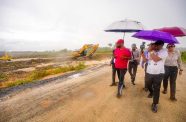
[[144, 63, 148, 88], [146, 73, 164, 104], [163, 66, 178, 98], [128, 61, 138, 82], [117, 69, 127, 93], [112, 64, 120, 84]]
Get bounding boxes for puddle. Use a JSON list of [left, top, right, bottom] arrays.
[[68, 73, 82, 78]]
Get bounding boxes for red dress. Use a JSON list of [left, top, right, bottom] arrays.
[[114, 47, 131, 69]]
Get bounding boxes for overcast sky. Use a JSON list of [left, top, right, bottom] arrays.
[[0, 0, 186, 51]]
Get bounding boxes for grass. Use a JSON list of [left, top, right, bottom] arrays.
[[96, 47, 112, 54], [181, 51, 186, 63], [3, 62, 86, 88], [0, 73, 8, 82]]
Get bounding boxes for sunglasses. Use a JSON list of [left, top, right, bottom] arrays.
[[167, 45, 175, 48]]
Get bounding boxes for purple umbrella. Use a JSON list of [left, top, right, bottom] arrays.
[[132, 30, 179, 44]]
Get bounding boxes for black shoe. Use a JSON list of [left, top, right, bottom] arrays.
[[148, 93, 153, 98], [132, 82, 136, 85], [110, 83, 117, 86], [151, 103, 158, 113], [117, 93, 121, 98], [170, 97, 177, 101], [117, 85, 123, 98], [162, 90, 167, 94]]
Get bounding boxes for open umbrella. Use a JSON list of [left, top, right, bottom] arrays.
[[155, 27, 186, 37], [132, 30, 179, 44], [105, 19, 144, 39]]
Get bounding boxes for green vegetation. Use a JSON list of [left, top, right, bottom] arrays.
[[4, 62, 86, 87], [181, 51, 186, 63], [96, 47, 112, 54], [0, 73, 8, 82]]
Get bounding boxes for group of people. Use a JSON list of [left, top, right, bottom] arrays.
[[110, 39, 183, 113]]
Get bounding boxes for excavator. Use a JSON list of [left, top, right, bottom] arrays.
[[72, 44, 99, 59], [0, 52, 12, 61]]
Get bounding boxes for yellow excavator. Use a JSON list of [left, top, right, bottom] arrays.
[[72, 44, 99, 59], [0, 53, 12, 61]]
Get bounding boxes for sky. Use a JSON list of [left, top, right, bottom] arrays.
[[0, 0, 186, 51]]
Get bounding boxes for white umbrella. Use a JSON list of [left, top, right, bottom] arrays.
[[105, 19, 144, 39]]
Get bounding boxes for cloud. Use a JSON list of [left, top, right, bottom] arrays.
[[0, 0, 186, 51]]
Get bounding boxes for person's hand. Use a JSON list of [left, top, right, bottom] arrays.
[[179, 70, 183, 75]]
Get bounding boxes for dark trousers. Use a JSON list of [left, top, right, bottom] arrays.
[[144, 63, 148, 88], [146, 73, 164, 104], [112, 64, 120, 84], [163, 66, 178, 98], [128, 61, 138, 82], [117, 69, 127, 92]]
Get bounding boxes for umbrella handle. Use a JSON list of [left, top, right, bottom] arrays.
[[123, 32, 125, 39]]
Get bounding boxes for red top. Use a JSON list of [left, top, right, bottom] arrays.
[[114, 47, 131, 69]]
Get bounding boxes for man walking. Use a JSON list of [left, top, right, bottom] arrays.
[[146, 40, 168, 113], [128, 44, 140, 85], [114, 39, 131, 98]]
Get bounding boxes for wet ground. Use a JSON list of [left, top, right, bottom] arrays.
[[0, 64, 186, 122]]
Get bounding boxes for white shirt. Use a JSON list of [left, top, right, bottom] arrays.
[[164, 49, 183, 69], [147, 49, 168, 74]]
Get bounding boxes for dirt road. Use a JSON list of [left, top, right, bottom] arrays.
[[0, 65, 186, 122]]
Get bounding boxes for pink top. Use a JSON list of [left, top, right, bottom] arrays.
[[114, 47, 131, 69]]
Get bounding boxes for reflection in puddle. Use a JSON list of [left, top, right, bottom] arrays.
[[69, 73, 82, 78]]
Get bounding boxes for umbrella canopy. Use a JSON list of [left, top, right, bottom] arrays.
[[155, 27, 186, 37], [105, 19, 144, 33], [132, 30, 179, 44]]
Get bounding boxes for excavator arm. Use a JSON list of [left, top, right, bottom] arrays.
[[87, 44, 99, 57]]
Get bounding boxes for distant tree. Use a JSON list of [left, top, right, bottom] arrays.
[[108, 43, 112, 48]]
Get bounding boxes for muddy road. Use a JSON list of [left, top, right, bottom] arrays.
[[0, 65, 186, 122]]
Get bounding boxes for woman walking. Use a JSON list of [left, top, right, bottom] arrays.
[[162, 43, 183, 101]]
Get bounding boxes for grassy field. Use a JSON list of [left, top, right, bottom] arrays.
[[0, 62, 86, 88]]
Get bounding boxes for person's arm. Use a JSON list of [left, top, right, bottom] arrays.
[[110, 57, 114, 66], [150, 50, 168, 63], [150, 52, 162, 62]]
